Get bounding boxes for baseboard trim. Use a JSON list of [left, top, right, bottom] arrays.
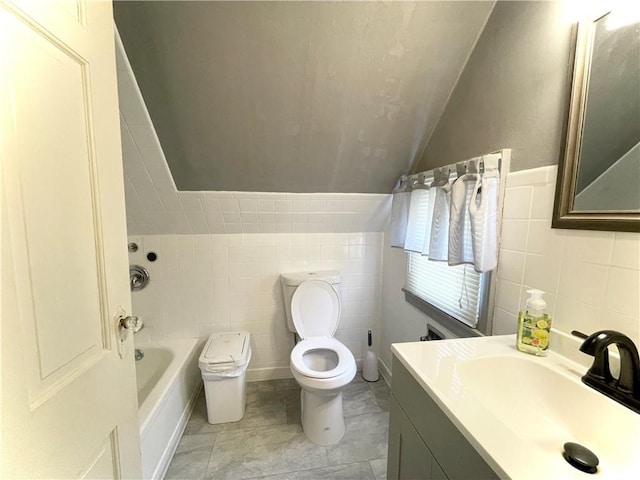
[[246, 358, 369, 383], [247, 366, 292, 382]]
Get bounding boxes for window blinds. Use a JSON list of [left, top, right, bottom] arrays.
[[406, 253, 484, 327], [405, 168, 484, 328]]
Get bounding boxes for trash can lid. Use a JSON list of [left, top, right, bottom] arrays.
[[199, 331, 251, 370]]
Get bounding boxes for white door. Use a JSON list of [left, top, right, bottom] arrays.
[[1, 0, 142, 477]]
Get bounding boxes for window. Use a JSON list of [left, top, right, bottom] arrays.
[[398, 151, 509, 337], [405, 253, 491, 331], [403, 171, 487, 330]]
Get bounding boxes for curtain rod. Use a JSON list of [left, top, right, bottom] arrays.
[[394, 149, 507, 192]]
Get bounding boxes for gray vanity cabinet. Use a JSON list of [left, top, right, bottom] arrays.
[[387, 356, 499, 480], [388, 396, 447, 480]]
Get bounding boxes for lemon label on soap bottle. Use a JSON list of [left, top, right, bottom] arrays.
[[517, 312, 551, 355], [516, 289, 551, 356]]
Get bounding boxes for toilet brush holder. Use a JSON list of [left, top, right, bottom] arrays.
[[362, 330, 379, 382]]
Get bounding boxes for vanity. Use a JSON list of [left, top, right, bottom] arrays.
[[388, 356, 498, 479], [387, 335, 640, 479]]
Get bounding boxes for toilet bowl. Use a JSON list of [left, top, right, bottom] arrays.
[[291, 337, 356, 393], [281, 274, 356, 445]]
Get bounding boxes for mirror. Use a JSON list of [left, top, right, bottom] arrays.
[[553, 11, 640, 232]]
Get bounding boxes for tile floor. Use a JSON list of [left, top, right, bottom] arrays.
[[166, 374, 390, 480]]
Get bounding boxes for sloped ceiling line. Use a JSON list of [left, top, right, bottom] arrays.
[[113, 0, 495, 194]]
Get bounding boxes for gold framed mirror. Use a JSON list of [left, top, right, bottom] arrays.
[[553, 10, 640, 233]]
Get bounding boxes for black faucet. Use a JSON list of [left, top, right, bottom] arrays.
[[580, 330, 640, 414]]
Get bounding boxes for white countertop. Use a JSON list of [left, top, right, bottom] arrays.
[[391, 335, 640, 479]]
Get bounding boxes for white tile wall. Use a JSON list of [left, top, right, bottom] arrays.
[[129, 232, 384, 374], [117, 31, 388, 377], [116, 38, 391, 236], [494, 166, 640, 344]]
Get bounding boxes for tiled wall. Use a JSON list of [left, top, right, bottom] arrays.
[[116, 33, 387, 379], [494, 166, 640, 344], [129, 232, 383, 378]]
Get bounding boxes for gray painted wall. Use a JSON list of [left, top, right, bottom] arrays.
[[114, 1, 494, 193], [414, 1, 574, 173]]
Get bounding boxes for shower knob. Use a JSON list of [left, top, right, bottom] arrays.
[[129, 264, 150, 291]]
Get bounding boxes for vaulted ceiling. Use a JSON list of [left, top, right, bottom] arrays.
[[114, 1, 495, 193]]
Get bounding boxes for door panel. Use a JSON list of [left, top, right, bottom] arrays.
[[1, 0, 142, 477], [57, 0, 86, 25], [81, 430, 121, 480], [8, 11, 107, 402]]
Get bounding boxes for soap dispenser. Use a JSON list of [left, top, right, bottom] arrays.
[[517, 289, 551, 356]]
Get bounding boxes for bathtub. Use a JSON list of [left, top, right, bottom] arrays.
[[135, 339, 203, 480]]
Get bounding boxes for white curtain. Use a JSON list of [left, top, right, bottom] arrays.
[[470, 153, 501, 272], [390, 191, 410, 248], [448, 158, 480, 266], [389, 176, 411, 248], [420, 188, 437, 255], [404, 187, 430, 252], [428, 168, 451, 261], [393, 153, 502, 273]]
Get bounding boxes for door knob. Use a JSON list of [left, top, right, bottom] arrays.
[[114, 307, 143, 359], [119, 314, 143, 332]]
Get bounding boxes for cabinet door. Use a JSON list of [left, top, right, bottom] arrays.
[[388, 396, 442, 480]]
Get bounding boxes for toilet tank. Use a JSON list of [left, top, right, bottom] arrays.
[[280, 271, 342, 333]]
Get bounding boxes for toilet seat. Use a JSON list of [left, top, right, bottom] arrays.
[[291, 337, 354, 379]]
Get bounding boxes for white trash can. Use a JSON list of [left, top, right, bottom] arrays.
[[199, 331, 251, 424]]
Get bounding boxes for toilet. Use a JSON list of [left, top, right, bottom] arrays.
[[281, 271, 357, 445]]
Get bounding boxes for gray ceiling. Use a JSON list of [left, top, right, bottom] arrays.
[[114, 1, 495, 193]]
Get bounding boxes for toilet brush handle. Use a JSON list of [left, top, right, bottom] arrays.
[[368, 330, 372, 348]]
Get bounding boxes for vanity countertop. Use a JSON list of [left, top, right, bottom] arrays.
[[391, 335, 640, 479]]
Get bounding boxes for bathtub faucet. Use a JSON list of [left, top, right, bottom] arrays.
[[135, 348, 144, 361]]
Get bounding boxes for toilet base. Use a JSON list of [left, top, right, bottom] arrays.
[[300, 389, 345, 445]]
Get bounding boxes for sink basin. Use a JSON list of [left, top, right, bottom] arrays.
[[457, 355, 640, 470], [391, 335, 640, 479]]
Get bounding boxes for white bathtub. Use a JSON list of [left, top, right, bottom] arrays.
[[135, 339, 202, 480]]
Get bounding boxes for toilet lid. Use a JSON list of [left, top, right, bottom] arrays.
[[291, 280, 340, 338]]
